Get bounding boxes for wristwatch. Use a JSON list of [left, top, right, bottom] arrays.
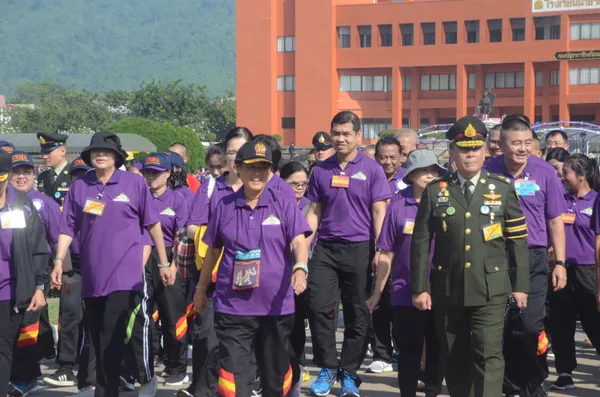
[[555, 260, 569, 269]]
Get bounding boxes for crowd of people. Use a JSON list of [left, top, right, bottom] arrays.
[[0, 110, 598, 397]]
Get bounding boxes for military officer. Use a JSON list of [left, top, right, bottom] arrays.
[[312, 131, 335, 162], [37, 132, 72, 208], [410, 116, 530, 397]]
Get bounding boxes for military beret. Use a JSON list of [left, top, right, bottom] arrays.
[[446, 116, 488, 149]]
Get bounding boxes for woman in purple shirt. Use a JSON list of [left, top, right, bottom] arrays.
[[549, 154, 600, 391], [367, 149, 444, 397], [194, 141, 311, 397], [51, 132, 172, 397]]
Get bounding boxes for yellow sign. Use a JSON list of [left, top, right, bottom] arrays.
[[555, 50, 600, 60], [533, 0, 600, 13]]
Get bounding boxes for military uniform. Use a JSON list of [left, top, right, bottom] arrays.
[[410, 117, 530, 397], [37, 132, 72, 208]]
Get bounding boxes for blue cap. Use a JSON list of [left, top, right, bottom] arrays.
[[0, 140, 15, 153], [10, 151, 34, 168], [142, 153, 171, 172], [163, 150, 185, 170], [70, 157, 92, 173]]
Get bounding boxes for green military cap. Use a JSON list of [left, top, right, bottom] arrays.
[[446, 116, 488, 149], [37, 132, 68, 154]]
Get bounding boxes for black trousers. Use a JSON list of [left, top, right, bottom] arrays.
[[504, 248, 549, 394], [84, 289, 153, 397], [215, 313, 299, 397], [393, 306, 443, 397], [368, 281, 396, 363], [291, 291, 308, 364], [57, 271, 84, 367], [77, 324, 97, 389], [549, 265, 600, 374], [10, 307, 42, 383], [38, 282, 56, 359], [0, 300, 24, 397], [187, 297, 219, 397], [306, 239, 371, 379]]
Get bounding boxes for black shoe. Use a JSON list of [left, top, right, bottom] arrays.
[[176, 389, 193, 397], [551, 374, 575, 390], [523, 385, 548, 397], [251, 376, 262, 397], [42, 367, 77, 387], [119, 375, 135, 392], [164, 373, 190, 386]]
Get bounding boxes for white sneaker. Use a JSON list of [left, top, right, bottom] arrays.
[[366, 360, 393, 373], [138, 376, 158, 397]]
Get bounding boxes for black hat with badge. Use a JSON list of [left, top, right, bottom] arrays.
[[446, 116, 488, 149], [0, 150, 10, 183], [235, 140, 273, 165], [37, 132, 68, 154], [81, 131, 126, 168], [312, 131, 333, 150]]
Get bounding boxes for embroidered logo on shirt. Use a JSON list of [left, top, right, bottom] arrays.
[[351, 171, 367, 181], [32, 199, 44, 213], [160, 207, 176, 216], [262, 214, 281, 225], [581, 207, 593, 216], [113, 193, 130, 202]]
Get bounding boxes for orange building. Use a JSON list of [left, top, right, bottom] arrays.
[[236, 0, 600, 145]]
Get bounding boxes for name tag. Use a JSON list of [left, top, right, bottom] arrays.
[[331, 175, 350, 189], [562, 212, 576, 225], [515, 180, 536, 196], [83, 199, 105, 216], [482, 223, 503, 242], [403, 219, 415, 235], [1, 210, 26, 229]]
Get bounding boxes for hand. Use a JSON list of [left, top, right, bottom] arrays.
[[512, 292, 528, 310], [371, 252, 380, 273], [27, 289, 46, 312], [159, 266, 176, 286], [291, 270, 307, 295], [193, 287, 208, 314], [366, 293, 381, 313], [547, 247, 556, 268], [50, 263, 63, 289], [412, 292, 432, 311], [552, 265, 567, 291]]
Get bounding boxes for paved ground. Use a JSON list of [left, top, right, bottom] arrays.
[[35, 324, 600, 396]]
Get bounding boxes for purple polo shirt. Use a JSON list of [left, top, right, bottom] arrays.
[[267, 174, 296, 199], [377, 187, 433, 306], [484, 155, 566, 248], [0, 186, 17, 301], [27, 188, 61, 252], [298, 196, 310, 211], [307, 151, 391, 242], [153, 188, 189, 248], [176, 186, 195, 207], [60, 169, 160, 298], [387, 168, 406, 195], [203, 187, 312, 316], [187, 173, 235, 227], [568, 190, 598, 265]]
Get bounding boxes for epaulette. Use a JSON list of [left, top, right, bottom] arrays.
[[485, 172, 511, 185]]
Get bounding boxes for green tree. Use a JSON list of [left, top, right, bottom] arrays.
[[379, 130, 398, 138], [106, 117, 205, 171], [198, 94, 236, 140]]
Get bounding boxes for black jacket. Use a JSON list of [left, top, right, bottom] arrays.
[[8, 189, 49, 310]]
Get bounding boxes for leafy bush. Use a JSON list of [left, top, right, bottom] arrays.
[[273, 134, 283, 143], [379, 130, 398, 138]]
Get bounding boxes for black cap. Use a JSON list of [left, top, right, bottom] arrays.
[[446, 116, 488, 149], [312, 131, 332, 150], [0, 140, 15, 153], [37, 132, 68, 154], [235, 141, 273, 165], [0, 150, 10, 182], [80, 131, 126, 168]]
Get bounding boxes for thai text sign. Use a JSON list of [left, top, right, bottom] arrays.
[[533, 0, 600, 12]]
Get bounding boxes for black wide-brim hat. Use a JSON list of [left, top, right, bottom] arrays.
[[81, 131, 126, 168]]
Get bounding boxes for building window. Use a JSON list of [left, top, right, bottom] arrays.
[[468, 73, 476, 89], [420, 118, 430, 128], [277, 36, 295, 52], [488, 19, 502, 42], [550, 70, 560, 86], [438, 117, 456, 124], [402, 118, 410, 128], [422, 22, 436, 45], [358, 25, 372, 48], [379, 24, 393, 47], [340, 75, 392, 92], [338, 26, 351, 48], [420, 74, 456, 91], [402, 75, 412, 91], [535, 16, 560, 40], [362, 118, 392, 140], [511, 18, 526, 41], [443, 21, 457, 44], [535, 71, 543, 88], [277, 76, 295, 91], [484, 72, 524, 89], [466, 20, 480, 43], [401, 24, 414, 46], [281, 117, 295, 129], [570, 22, 600, 40], [569, 68, 600, 85]]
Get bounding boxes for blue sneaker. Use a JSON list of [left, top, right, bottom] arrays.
[[340, 372, 360, 397], [8, 381, 40, 397], [310, 368, 337, 396]]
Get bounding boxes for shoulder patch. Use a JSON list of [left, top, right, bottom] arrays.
[[486, 173, 511, 185]]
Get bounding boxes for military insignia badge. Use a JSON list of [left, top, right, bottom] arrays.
[[318, 135, 325, 144], [446, 207, 456, 215], [254, 142, 267, 157], [483, 193, 502, 200], [39, 136, 47, 144], [464, 123, 477, 138]]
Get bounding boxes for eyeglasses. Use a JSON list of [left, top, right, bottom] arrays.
[[226, 150, 238, 158], [11, 169, 34, 177], [288, 181, 308, 189]]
